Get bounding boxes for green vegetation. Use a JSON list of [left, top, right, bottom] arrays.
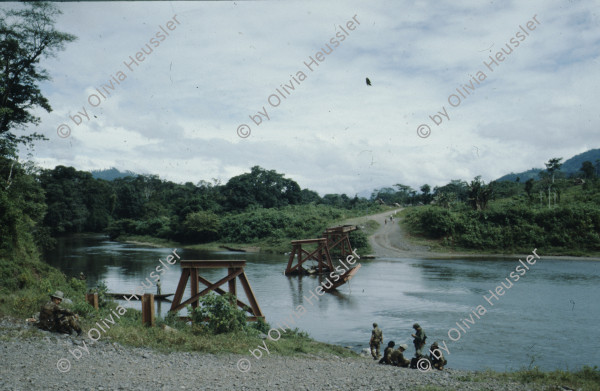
[[0, 4, 368, 361], [401, 159, 600, 255], [457, 366, 600, 391], [28, 164, 380, 253]]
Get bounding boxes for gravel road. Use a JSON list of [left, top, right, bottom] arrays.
[[0, 317, 542, 391]]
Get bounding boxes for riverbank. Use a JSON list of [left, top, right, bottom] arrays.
[[343, 208, 600, 260], [114, 206, 600, 260], [2, 317, 597, 391]]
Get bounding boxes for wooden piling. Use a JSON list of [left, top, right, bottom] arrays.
[[141, 293, 155, 327], [85, 293, 99, 310]]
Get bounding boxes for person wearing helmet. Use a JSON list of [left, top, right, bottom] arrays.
[[38, 291, 82, 336], [411, 323, 427, 356], [369, 322, 383, 360], [391, 343, 410, 367], [429, 342, 447, 370], [379, 341, 395, 364]]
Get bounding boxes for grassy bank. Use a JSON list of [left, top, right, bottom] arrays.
[[400, 196, 600, 258], [0, 250, 357, 360], [115, 206, 383, 255], [455, 366, 600, 391]]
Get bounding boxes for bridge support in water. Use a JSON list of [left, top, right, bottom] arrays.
[[323, 225, 357, 258], [285, 238, 334, 275], [169, 260, 264, 321]]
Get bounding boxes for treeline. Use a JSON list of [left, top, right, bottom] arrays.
[[371, 157, 599, 208], [1, 163, 379, 251], [401, 158, 600, 253]]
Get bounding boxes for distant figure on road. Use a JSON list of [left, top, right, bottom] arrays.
[[38, 291, 82, 336], [370, 322, 383, 360], [391, 344, 410, 367], [429, 342, 447, 370], [411, 323, 427, 356], [157, 278, 162, 295], [379, 341, 395, 364]]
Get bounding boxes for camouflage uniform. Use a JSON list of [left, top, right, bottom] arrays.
[[378, 341, 395, 364], [411, 323, 427, 356], [370, 323, 383, 359], [391, 345, 410, 367], [38, 292, 81, 335], [429, 342, 447, 370]]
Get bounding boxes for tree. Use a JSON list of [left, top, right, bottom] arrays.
[[434, 179, 468, 203], [544, 158, 563, 184], [525, 178, 534, 202], [467, 176, 493, 211], [420, 184, 432, 204], [222, 166, 302, 210], [183, 211, 220, 243], [580, 161, 596, 180], [0, 2, 77, 154], [300, 188, 321, 204], [0, 157, 48, 254], [543, 158, 563, 208]]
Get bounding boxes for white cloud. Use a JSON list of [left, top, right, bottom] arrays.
[[16, 0, 600, 195]]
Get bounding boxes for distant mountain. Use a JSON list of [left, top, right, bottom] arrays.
[[496, 148, 600, 182], [90, 167, 138, 181]]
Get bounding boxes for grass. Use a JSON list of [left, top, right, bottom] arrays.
[[70, 300, 357, 359], [460, 367, 600, 391]]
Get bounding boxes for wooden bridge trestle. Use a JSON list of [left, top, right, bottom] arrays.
[[169, 260, 264, 321], [323, 225, 357, 258], [285, 238, 334, 275]]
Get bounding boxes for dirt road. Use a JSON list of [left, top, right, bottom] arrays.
[[344, 209, 430, 258]]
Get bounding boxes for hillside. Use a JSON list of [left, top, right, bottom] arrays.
[[90, 167, 138, 181], [496, 148, 600, 182]]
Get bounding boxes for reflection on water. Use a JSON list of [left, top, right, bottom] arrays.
[[44, 234, 600, 372]]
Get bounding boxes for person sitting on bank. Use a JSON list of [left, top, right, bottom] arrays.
[[411, 323, 427, 357], [38, 291, 82, 336], [429, 342, 448, 370], [391, 344, 410, 367], [370, 322, 383, 360], [379, 341, 395, 364]]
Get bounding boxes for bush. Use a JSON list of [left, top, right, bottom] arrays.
[[404, 202, 600, 252], [189, 293, 248, 334]]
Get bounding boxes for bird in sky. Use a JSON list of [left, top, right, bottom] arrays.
[[366, 77, 371, 86]]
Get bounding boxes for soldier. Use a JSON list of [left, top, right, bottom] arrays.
[[378, 341, 395, 364], [391, 343, 410, 367], [157, 278, 162, 295], [429, 342, 448, 370], [38, 291, 82, 336], [78, 272, 86, 280], [369, 322, 383, 360], [411, 323, 427, 356]]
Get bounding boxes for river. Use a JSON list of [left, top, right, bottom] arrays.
[[44, 234, 600, 372]]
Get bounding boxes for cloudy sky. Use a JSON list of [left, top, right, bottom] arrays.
[[15, 0, 600, 196]]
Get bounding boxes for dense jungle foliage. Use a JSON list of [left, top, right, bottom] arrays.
[[402, 161, 600, 254]]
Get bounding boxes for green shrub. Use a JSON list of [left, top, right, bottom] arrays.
[[189, 293, 248, 334]]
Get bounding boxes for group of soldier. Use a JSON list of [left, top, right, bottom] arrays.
[[369, 322, 447, 370], [36, 288, 448, 373]]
